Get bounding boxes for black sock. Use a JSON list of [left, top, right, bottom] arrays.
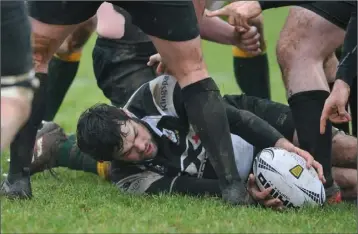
[[44, 56, 80, 121], [349, 78, 357, 136], [9, 73, 48, 175], [288, 90, 333, 188], [328, 83, 350, 134], [181, 78, 246, 202], [233, 51, 270, 99]]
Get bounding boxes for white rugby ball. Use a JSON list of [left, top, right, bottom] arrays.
[[253, 147, 326, 208]]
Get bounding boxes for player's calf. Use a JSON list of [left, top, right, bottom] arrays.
[[232, 14, 270, 99], [45, 17, 96, 121]]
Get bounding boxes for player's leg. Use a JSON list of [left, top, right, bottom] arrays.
[[93, 4, 158, 107], [223, 94, 357, 169], [106, 1, 248, 205], [45, 17, 96, 121], [0, 1, 39, 152], [93, 37, 157, 107], [0, 1, 40, 199], [3, 2, 99, 199], [276, 3, 353, 201], [233, 15, 270, 99], [30, 122, 111, 181], [332, 167, 357, 202]]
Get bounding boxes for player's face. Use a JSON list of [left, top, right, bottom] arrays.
[[113, 120, 158, 162]]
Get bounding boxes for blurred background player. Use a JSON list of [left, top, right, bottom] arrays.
[[1, 1, 39, 150], [0, 1, 39, 198], [208, 1, 271, 99]]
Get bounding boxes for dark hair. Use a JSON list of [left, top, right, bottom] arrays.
[[76, 103, 131, 161]]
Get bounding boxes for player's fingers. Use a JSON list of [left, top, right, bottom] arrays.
[[241, 34, 260, 46], [247, 174, 256, 187], [256, 187, 272, 200], [205, 7, 228, 18], [263, 198, 282, 208], [320, 111, 329, 134], [241, 26, 258, 39], [243, 43, 260, 52], [312, 160, 325, 183], [296, 148, 313, 168], [156, 63, 164, 75]]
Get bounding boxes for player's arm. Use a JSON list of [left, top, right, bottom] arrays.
[[110, 162, 221, 197], [336, 12, 357, 88], [225, 103, 284, 149], [199, 9, 236, 45]]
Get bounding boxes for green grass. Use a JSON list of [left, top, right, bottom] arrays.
[[1, 8, 356, 233]]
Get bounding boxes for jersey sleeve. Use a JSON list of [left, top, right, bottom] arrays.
[[336, 12, 357, 87], [225, 102, 284, 149], [110, 161, 221, 197]]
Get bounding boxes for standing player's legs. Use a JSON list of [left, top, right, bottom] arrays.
[[2, 2, 100, 199], [45, 17, 96, 121], [0, 1, 39, 153], [116, 1, 248, 204], [232, 15, 270, 99], [276, 5, 350, 202]]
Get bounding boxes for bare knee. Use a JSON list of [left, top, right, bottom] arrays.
[[56, 17, 96, 57], [332, 167, 357, 199], [277, 7, 345, 70], [323, 53, 339, 83], [149, 36, 209, 87], [331, 132, 357, 168], [30, 17, 79, 73]]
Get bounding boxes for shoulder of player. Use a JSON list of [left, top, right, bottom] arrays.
[[148, 75, 181, 117]]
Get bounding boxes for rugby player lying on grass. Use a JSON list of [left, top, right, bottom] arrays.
[[30, 75, 357, 209]]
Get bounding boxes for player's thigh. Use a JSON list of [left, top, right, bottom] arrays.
[[277, 6, 345, 64], [28, 1, 100, 25], [111, 1, 199, 41], [92, 37, 157, 107], [1, 1, 32, 76], [28, 2, 100, 72], [57, 17, 97, 55], [223, 94, 295, 141], [112, 1, 203, 85]]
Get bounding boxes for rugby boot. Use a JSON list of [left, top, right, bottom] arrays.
[[30, 121, 67, 175], [325, 182, 342, 204], [0, 167, 32, 199]]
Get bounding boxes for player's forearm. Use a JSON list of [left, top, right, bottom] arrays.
[[258, 1, 316, 10], [200, 10, 235, 45], [336, 12, 357, 88], [226, 104, 284, 149], [111, 164, 221, 197]]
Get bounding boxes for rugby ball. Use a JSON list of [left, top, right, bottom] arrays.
[[253, 147, 326, 208]]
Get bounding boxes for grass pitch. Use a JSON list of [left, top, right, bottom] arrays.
[[1, 8, 356, 233]]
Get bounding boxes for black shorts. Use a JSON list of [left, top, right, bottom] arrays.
[[223, 94, 295, 142], [92, 37, 157, 107], [28, 1, 199, 41], [301, 1, 356, 29], [1, 1, 32, 76]]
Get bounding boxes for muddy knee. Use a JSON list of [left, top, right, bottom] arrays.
[[276, 7, 345, 92], [56, 17, 96, 58], [323, 53, 339, 83], [331, 131, 357, 168]]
